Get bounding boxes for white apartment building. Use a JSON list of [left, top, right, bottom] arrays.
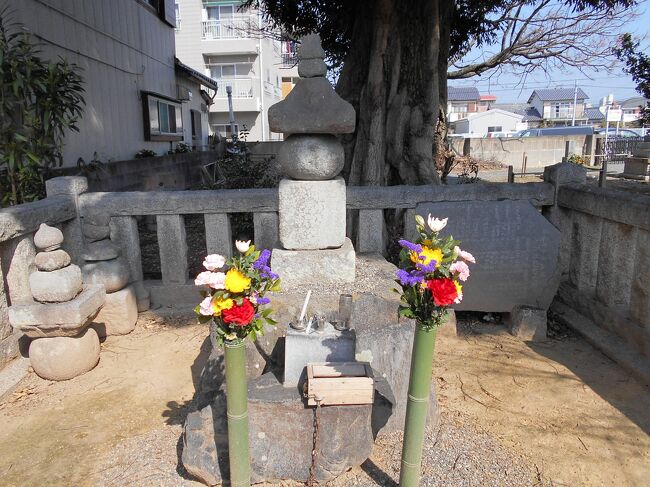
[[174, 0, 299, 141]]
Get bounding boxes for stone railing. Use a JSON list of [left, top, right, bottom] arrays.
[[0, 178, 86, 368], [0, 176, 555, 369], [548, 181, 650, 383]]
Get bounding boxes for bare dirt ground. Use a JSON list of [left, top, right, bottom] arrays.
[[0, 311, 648, 487]]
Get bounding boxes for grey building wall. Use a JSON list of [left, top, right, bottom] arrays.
[[13, 0, 186, 166]]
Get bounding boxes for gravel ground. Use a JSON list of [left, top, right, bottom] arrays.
[[93, 411, 548, 487]]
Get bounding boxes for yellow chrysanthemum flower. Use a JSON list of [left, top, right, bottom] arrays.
[[410, 246, 443, 268], [454, 281, 462, 295], [224, 268, 251, 293], [211, 297, 234, 316]]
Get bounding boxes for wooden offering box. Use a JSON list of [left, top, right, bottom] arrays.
[[306, 362, 374, 406]]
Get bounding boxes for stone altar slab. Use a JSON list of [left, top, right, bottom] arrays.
[[412, 200, 560, 312]]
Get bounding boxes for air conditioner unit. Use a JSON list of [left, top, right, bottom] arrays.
[[177, 85, 191, 101]]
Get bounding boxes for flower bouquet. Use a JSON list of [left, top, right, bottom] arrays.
[[194, 239, 280, 345], [193, 239, 280, 487], [396, 214, 475, 487], [396, 214, 475, 329]]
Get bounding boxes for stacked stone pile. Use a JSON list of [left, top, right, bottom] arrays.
[[8, 224, 105, 381], [622, 141, 650, 181], [82, 212, 137, 336], [269, 34, 357, 287]]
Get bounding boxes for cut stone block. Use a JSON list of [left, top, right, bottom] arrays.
[[82, 257, 130, 293], [271, 238, 355, 287], [412, 200, 560, 312], [182, 373, 376, 485], [622, 157, 650, 181], [268, 77, 355, 134], [92, 284, 137, 337], [278, 134, 344, 180], [8, 285, 105, 338], [82, 223, 111, 242], [283, 322, 355, 387], [29, 265, 83, 303], [29, 327, 100, 381], [509, 306, 548, 341], [82, 240, 120, 261], [279, 177, 346, 250], [34, 249, 71, 272]]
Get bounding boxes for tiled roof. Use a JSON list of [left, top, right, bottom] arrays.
[[492, 104, 542, 121], [175, 58, 219, 91], [584, 107, 604, 120], [448, 86, 480, 101], [528, 88, 589, 102], [620, 96, 648, 108]]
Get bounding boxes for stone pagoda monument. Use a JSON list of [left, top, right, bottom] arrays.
[[269, 34, 357, 287], [8, 224, 105, 381]]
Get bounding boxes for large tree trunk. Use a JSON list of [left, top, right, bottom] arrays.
[[337, 0, 451, 186]]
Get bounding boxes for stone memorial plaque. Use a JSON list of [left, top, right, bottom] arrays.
[[412, 201, 560, 312]]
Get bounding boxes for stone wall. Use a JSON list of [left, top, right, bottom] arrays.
[[60, 149, 226, 192], [546, 180, 650, 383], [452, 135, 590, 169]]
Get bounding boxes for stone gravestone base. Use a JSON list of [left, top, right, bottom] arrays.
[[271, 238, 356, 287]]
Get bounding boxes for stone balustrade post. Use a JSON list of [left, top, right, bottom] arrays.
[[45, 176, 88, 265]]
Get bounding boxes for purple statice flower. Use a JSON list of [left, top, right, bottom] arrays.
[[254, 249, 271, 268], [398, 239, 422, 254], [396, 268, 426, 287], [257, 296, 271, 305], [415, 260, 437, 273], [253, 249, 278, 280]]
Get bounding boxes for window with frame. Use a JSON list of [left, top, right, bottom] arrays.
[[487, 126, 503, 132], [191, 110, 202, 140], [207, 63, 252, 79], [142, 92, 183, 141], [553, 102, 572, 119]]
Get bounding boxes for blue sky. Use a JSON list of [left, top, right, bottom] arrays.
[[451, 1, 650, 106]]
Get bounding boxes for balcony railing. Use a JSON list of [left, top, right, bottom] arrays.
[[214, 78, 254, 98], [201, 19, 253, 39], [281, 52, 297, 67]]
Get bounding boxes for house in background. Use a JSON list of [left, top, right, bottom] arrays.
[[528, 88, 589, 126], [619, 97, 649, 126], [174, 0, 299, 141], [454, 109, 526, 135], [11, 0, 215, 166], [447, 86, 481, 122], [492, 103, 543, 128]]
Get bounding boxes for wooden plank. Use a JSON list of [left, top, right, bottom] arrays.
[[204, 213, 232, 258], [311, 363, 368, 377], [156, 214, 188, 285]]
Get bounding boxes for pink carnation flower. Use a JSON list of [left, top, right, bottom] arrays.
[[199, 296, 213, 316], [454, 246, 476, 264], [203, 254, 226, 271], [450, 261, 470, 282], [194, 271, 226, 289]]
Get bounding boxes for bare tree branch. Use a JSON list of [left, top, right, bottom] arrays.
[[448, 0, 635, 80]]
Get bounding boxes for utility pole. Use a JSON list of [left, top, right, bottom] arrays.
[[571, 80, 577, 126]]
